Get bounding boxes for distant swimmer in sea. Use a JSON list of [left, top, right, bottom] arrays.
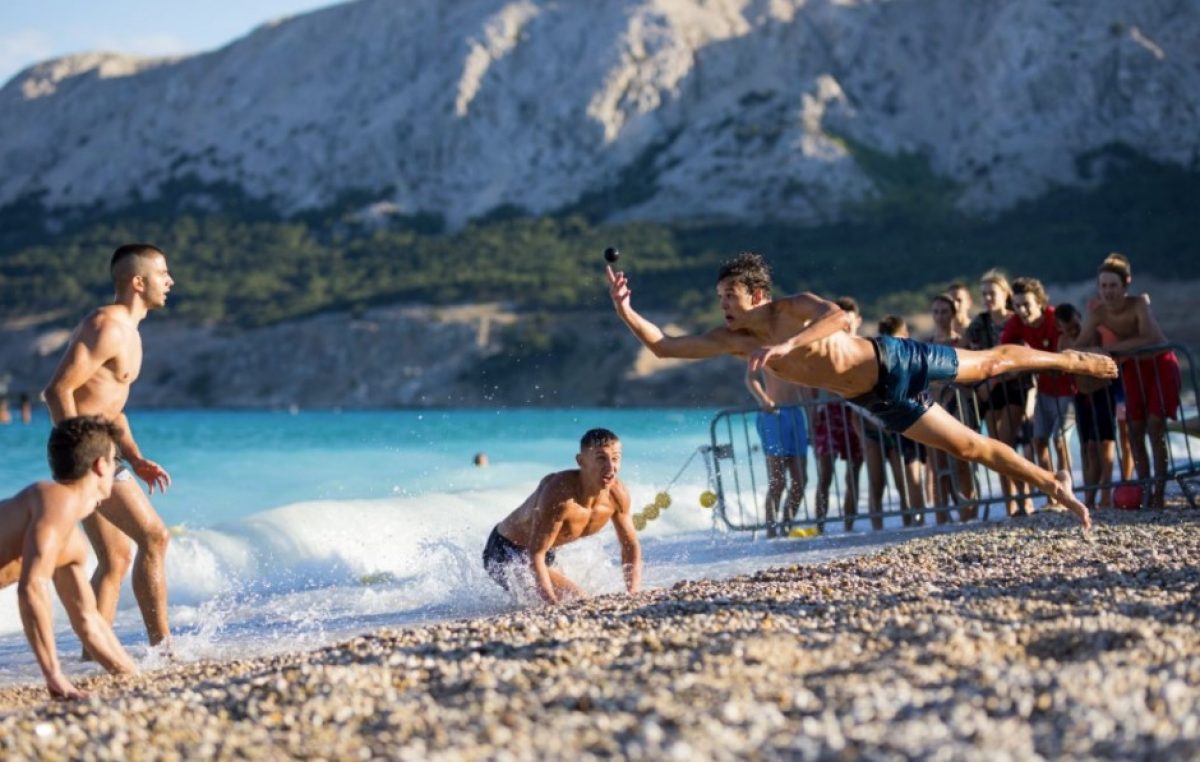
[[0, 417, 139, 699], [607, 252, 1119, 529], [483, 428, 641, 604], [43, 243, 175, 654]]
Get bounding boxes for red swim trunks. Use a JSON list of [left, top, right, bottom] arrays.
[[1120, 351, 1181, 422], [811, 402, 862, 461]]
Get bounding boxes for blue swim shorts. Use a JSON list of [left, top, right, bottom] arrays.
[[756, 405, 808, 457], [849, 336, 960, 433]]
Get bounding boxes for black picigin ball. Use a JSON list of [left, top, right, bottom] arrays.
[[603, 247, 620, 264]]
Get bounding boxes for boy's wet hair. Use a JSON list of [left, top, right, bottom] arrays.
[[580, 428, 620, 451], [834, 296, 859, 314], [110, 243, 164, 282], [717, 252, 772, 296], [878, 315, 906, 337], [1099, 252, 1132, 285], [1055, 303, 1081, 323], [47, 416, 121, 482], [1011, 277, 1049, 307]]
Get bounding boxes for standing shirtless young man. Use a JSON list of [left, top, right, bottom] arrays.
[[43, 244, 175, 650], [608, 252, 1118, 528], [483, 428, 641, 604]]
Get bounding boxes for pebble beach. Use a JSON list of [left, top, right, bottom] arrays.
[[1, 507, 1197, 760]]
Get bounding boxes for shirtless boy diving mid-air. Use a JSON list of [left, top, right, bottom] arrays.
[[483, 429, 642, 604], [0, 417, 139, 699], [608, 252, 1119, 529]]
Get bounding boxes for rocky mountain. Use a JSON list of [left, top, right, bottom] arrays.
[[2, 0, 1197, 228]]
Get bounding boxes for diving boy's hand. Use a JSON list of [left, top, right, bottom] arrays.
[[607, 265, 631, 314], [748, 343, 789, 373]]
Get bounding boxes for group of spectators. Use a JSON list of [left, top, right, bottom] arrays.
[[746, 252, 1185, 536], [0, 390, 34, 425]]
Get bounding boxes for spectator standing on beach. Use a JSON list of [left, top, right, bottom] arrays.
[[0, 393, 10, 425], [745, 365, 809, 538], [1002, 278, 1076, 505], [43, 243, 175, 653], [926, 293, 977, 521], [1056, 303, 1116, 509], [859, 316, 925, 529], [810, 297, 863, 534], [19, 393, 32, 425], [947, 281, 974, 337], [964, 270, 1033, 517], [1077, 253, 1181, 507]]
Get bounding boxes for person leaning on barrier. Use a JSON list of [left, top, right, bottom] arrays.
[[1076, 253, 1182, 507], [965, 270, 1034, 517], [809, 297, 864, 534], [1056, 304, 1117, 510], [925, 293, 978, 521], [1003, 278, 1076, 506]]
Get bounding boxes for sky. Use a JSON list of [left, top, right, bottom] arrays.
[[0, 0, 340, 86]]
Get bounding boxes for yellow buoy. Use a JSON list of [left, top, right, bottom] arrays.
[[654, 492, 671, 509], [788, 526, 819, 539], [632, 513, 647, 531], [699, 490, 717, 508], [644, 504, 660, 520]]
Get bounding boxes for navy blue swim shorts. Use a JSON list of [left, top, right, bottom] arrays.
[[849, 336, 960, 433]]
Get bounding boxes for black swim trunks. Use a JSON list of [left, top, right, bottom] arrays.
[[482, 526, 556, 592]]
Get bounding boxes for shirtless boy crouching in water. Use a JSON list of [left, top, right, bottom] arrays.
[[0, 417, 138, 699], [608, 252, 1119, 529], [44, 243, 175, 653], [483, 429, 642, 604]]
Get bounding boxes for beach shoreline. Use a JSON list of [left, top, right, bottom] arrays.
[[2, 507, 1197, 758]]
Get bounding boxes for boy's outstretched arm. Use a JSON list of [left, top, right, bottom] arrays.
[[607, 266, 730, 359]]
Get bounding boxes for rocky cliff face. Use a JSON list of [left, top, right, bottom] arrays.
[[2, 0, 1197, 227]]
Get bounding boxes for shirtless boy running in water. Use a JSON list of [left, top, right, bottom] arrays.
[[608, 252, 1119, 529], [483, 429, 641, 604], [44, 244, 175, 651]]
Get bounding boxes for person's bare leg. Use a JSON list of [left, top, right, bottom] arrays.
[[764, 456, 785, 537], [1097, 440, 1115, 508], [815, 452, 834, 533], [842, 457, 862, 532], [1117, 418, 1135, 480], [1128, 418, 1151, 506], [903, 406, 1091, 528], [1148, 416, 1169, 507], [93, 480, 172, 646], [905, 459, 926, 526], [80, 511, 133, 660], [1082, 441, 1099, 509], [783, 457, 806, 527], [864, 437, 885, 530], [955, 346, 1118, 384]]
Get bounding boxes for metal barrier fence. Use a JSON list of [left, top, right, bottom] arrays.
[[705, 343, 1200, 535]]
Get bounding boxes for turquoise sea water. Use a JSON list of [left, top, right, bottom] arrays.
[[2, 407, 871, 686]]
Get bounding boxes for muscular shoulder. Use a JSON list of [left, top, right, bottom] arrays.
[[76, 308, 129, 350], [537, 471, 579, 512], [607, 480, 632, 513]]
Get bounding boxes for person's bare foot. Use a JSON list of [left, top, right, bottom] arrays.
[[1063, 349, 1119, 379], [1053, 470, 1092, 529]]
